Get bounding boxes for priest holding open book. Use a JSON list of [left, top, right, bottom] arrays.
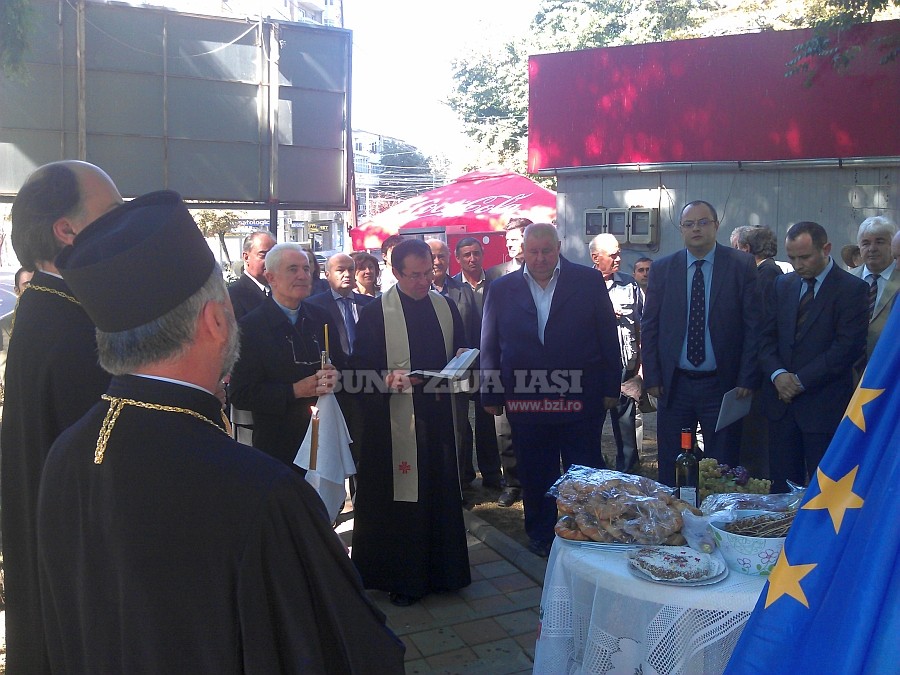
[[349, 239, 471, 607]]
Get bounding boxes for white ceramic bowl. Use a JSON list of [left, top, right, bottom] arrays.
[[709, 510, 787, 577]]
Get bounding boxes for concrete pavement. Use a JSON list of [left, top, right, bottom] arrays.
[[336, 508, 546, 674]]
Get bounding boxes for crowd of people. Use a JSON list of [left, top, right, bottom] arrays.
[[2, 158, 898, 670]]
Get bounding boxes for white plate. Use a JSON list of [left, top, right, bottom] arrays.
[[627, 564, 729, 587]]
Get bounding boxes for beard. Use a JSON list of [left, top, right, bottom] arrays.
[[219, 310, 241, 380]]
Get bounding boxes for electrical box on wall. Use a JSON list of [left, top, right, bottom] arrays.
[[583, 209, 606, 242], [582, 207, 659, 246], [606, 209, 629, 243], [629, 208, 658, 245]]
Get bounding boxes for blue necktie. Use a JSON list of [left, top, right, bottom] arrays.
[[340, 296, 356, 354], [687, 260, 706, 367]]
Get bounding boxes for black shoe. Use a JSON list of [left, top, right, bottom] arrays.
[[389, 592, 419, 607], [497, 487, 522, 507], [527, 539, 552, 558]]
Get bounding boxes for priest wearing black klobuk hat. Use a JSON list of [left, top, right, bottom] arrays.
[[37, 190, 404, 673]]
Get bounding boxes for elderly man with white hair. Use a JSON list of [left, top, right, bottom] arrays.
[[853, 215, 899, 360]]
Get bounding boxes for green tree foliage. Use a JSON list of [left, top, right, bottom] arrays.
[[195, 210, 241, 264], [448, 0, 719, 173], [0, 0, 34, 76], [787, 0, 900, 82]]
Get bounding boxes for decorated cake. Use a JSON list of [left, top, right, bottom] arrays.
[[628, 546, 723, 582]]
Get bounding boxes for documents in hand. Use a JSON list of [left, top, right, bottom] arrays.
[[409, 348, 479, 381], [715, 387, 753, 431]]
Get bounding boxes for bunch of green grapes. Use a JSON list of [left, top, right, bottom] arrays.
[[698, 458, 771, 497]]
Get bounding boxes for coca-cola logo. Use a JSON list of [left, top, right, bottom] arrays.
[[400, 193, 534, 218]]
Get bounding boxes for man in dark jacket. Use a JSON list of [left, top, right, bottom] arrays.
[[39, 190, 404, 672], [230, 244, 343, 466], [2, 160, 121, 673]]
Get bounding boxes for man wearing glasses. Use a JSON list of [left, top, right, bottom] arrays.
[[230, 243, 343, 466], [641, 201, 761, 486], [349, 239, 470, 607]]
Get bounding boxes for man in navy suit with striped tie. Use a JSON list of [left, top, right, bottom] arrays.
[[759, 221, 868, 491]]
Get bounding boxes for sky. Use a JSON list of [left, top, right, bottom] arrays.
[[342, 0, 543, 166]]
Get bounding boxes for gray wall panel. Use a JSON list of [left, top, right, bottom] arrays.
[[278, 146, 344, 205], [84, 5, 164, 74], [0, 130, 65, 193], [279, 26, 348, 91], [1, 0, 350, 208], [0, 64, 65, 131], [277, 89, 343, 148], [85, 71, 165, 136], [167, 78, 260, 142], [83, 135, 166, 196], [168, 139, 264, 202], [166, 15, 260, 82]]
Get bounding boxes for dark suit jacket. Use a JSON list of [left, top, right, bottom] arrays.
[[228, 273, 267, 321], [641, 243, 761, 407], [305, 290, 375, 355], [757, 257, 784, 319], [480, 256, 621, 424], [485, 259, 521, 281], [230, 297, 345, 465], [437, 275, 480, 348], [759, 264, 869, 432]]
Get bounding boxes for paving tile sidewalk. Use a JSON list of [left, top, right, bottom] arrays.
[[336, 509, 547, 675]]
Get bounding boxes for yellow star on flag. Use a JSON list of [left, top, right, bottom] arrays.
[[802, 466, 864, 533], [843, 386, 884, 431], [765, 549, 817, 609]]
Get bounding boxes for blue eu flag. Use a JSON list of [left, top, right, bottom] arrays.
[[726, 307, 900, 673]]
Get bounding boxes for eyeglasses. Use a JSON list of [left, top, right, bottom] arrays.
[[286, 318, 321, 365], [680, 218, 716, 229], [399, 270, 434, 282]]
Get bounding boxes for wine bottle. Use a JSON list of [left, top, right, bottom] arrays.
[[675, 427, 699, 507]]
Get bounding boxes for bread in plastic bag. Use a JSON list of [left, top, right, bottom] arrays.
[[550, 465, 702, 545]]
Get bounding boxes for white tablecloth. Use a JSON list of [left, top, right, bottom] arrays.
[[533, 538, 766, 674]]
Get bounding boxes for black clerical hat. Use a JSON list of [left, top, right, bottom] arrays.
[[56, 190, 215, 332]]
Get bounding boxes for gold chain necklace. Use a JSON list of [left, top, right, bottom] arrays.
[[95, 394, 232, 464], [26, 284, 81, 305], [9, 284, 82, 337]]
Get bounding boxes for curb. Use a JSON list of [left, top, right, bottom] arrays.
[[463, 509, 547, 585]]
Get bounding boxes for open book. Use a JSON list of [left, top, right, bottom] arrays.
[[409, 348, 479, 381]]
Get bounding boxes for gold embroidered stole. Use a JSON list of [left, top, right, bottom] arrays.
[[382, 287, 456, 502]]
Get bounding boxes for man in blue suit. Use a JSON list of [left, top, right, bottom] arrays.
[[641, 201, 761, 487], [305, 252, 375, 356], [481, 223, 620, 556], [759, 221, 868, 492]]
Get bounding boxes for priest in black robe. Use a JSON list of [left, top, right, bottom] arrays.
[[1, 160, 121, 673], [38, 190, 405, 673], [349, 239, 471, 607]]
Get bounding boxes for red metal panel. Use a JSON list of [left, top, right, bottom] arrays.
[[528, 21, 900, 171]]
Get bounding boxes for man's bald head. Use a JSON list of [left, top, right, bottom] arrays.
[[325, 252, 356, 295], [11, 160, 123, 271]]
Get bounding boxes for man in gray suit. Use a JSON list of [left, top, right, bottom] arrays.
[[852, 216, 898, 361]]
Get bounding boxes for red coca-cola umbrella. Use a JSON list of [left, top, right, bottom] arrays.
[[351, 169, 556, 250]]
